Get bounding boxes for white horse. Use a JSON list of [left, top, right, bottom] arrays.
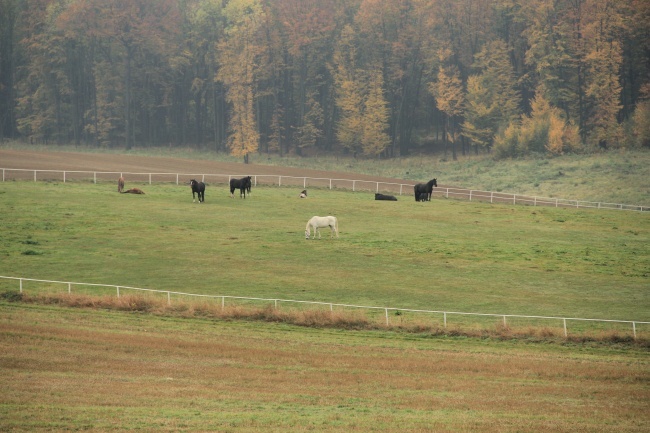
[[305, 216, 339, 239]]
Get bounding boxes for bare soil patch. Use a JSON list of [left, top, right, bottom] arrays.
[[0, 149, 408, 185]]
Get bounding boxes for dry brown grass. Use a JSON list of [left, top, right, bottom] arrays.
[[5, 291, 647, 347]]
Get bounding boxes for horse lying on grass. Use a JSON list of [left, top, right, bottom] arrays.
[[414, 178, 437, 202], [375, 193, 397, 201], [305, 216, 338, 240], [121, 188, 145, 194], [190, 179, 205, 203], [299, 190, 308, 198]]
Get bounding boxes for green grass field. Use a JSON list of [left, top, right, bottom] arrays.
[[1, 165, 649, 431], [1, 181, 648, 331]]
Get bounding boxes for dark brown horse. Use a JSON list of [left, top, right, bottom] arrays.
[[230, 176, 252, 198], [190, 179, 205, 203], [413, 179, 437, 202]]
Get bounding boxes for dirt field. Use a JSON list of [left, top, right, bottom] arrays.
[[0, 149, 408, 185]]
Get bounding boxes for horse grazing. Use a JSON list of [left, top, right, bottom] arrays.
[[230, 176, 252, 198], [413, 178, 437, 202], [190, 179, 205, 203], [117, 176, 125, 193], [305, 216, 339, 240], [122, 188, 145, 195], [375, 193, 397, 201]]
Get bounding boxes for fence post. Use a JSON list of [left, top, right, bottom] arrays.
[[116, 286, 120, 298], [167, 292, 171, 305], [19, 278, 23, 293], [376, 182, 379, 193], [303, 178, 306, 189], [2, 168, 4, 182], [222, 296, 225, 310], [34, 171, 37, 182], [94, 172, 97, 184], [176, 174, 179, 185], [633, 322, 637, 340], [279, 176, 282, 187], [353, 180, 356, 192], [68, 283, 71, 294], [469, 190, 472, 201], [274, 299, 278, 309], [490, 191, 494, 203], [443, 312, 447, 328], [385, 308, 389, 325], [563, 318, 567, 337], [329, 179, 332, 190], [503, 316, 507, 327]]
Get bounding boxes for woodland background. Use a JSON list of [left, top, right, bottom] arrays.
[[0, 0, 648, 162]]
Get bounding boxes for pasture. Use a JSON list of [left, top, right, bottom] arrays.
[[0, 180, 648, 331], [1, 177, 649, 431], [1, 300, 648, 432]]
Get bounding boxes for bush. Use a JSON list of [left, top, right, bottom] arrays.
[[0, 290, 24, 302]]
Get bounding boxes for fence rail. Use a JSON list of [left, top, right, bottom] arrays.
[[1, 275, 647, 339], [2, 167, 648, 212]]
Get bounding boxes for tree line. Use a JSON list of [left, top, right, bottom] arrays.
[[0, 0, 648, 161]]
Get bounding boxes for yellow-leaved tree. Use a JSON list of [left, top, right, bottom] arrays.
[[217, 0, 262, 163], [361, 70, 391, 157], [333, 25, 364, 155]]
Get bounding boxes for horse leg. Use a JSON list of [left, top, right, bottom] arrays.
[[192, 192, 196, 203]]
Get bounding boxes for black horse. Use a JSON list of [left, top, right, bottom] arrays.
[[190, 179, 205, 203], [230, 176, 252, 198], [375, 193, 397, 201], [413, 178, 437, 202]]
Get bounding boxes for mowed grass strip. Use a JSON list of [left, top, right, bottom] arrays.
[[0, 181, 648, 327], [1, 302, 648, 432]]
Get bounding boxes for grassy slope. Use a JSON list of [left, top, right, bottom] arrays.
[[1, 301, 648, 432], [1, 182, 648, 327]]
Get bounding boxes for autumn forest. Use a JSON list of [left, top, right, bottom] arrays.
[[0, 0, 648, 161]]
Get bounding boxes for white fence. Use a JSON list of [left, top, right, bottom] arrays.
[[1, 275, 647, 339], [1, 167, 648, 212]]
